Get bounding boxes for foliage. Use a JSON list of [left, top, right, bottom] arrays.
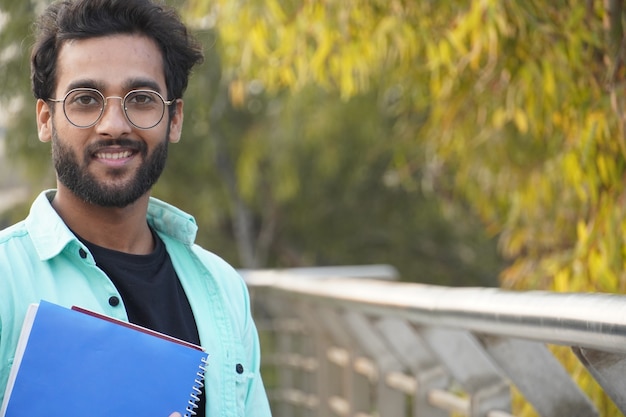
[[0, 1, 53, 184], [190, 0, 626, 296], [160, 39, 504, 284], [194, 83, 504, 285], [159, 3, 506, 282]]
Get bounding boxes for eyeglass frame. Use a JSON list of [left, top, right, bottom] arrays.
[[47, 88, 176, 130]]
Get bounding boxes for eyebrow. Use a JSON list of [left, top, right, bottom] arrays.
[[124, 78, 164, 94], [64, 78, 165, 95], [65, 79, 104, 92]]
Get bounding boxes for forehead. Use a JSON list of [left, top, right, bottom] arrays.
[[55, 34, 166, 94]]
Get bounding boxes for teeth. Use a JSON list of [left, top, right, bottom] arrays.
[[96, 150, 132, 160]]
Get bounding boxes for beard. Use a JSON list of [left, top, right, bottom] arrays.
[[51, 130, 169, 208]]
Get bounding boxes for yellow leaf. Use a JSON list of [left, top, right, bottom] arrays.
[[554, 269, 570, 292], [492, 108, 507, 128], [513, 109, 528, 134]]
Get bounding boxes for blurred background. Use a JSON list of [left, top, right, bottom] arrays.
[[2, 0, 626, 294]]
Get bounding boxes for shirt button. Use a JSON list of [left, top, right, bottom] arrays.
[[108, 296, 120, 307], [78, 248, 87, 259], [236, 363, 244, 374]]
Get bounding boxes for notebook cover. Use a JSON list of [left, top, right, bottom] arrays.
[[0, 300, 208, 417]]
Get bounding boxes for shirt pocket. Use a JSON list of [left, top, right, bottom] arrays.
[[233, 355, 254, 416]]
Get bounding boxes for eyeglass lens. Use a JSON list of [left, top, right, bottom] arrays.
[[62, 89, 167, 129]]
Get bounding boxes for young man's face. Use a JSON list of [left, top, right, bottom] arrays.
[[36, 34, 184, 207]]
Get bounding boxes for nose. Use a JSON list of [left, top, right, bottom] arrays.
[[94, 96, 132, 136]]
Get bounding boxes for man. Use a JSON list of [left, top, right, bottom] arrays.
[[0, 0, 272, 415]]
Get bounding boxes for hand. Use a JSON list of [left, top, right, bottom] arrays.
[[169, 413, 182, 417]]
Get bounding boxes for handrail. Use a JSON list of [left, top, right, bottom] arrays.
[[244, 267, 626, 417], [246, 271, 626, 354]]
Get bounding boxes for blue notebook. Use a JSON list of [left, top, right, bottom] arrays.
[[0, 300, 208, 417]]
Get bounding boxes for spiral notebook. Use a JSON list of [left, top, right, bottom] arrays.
[[0, 300, 208, 417]]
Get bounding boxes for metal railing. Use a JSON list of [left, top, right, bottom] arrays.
[[242, 266, 626, 417]]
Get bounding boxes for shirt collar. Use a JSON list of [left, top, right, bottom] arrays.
[[146, 196, 198, 245], [25, 190, 198, 260]]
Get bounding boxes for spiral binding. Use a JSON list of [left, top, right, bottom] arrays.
[[184, 355, 208, 417]]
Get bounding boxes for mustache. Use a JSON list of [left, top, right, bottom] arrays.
[[86, 138, 146, 154]]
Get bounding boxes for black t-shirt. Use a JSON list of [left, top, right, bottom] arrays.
[[79, 229, 206, 416]]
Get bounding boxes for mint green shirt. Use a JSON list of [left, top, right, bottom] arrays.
[[0, 190, 271, 416]]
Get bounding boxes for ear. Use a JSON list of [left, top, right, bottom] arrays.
[[168, 99, 184, 144], [36, 99, 53, 143]]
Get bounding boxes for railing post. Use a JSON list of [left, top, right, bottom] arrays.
[[375, 318, 449, 417], [481, 337, 598, 417], [297, 303, 339, 417], [418, 327, 511, 417], [315, 307, 360, 416], [342, 311, 409, 416], [573, 347, 626, 414]]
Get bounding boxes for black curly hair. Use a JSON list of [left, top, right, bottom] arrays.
[[31, 0, 204, 103]]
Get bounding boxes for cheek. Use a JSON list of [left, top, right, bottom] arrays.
[[49, 115, 70, 139], [51, 124, 89, 157], [148, 126, 172, 147]]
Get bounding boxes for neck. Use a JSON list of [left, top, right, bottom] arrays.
[[52, 186, 155, 255]]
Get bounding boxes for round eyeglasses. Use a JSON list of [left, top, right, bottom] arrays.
[[48, 88, 175, 130]]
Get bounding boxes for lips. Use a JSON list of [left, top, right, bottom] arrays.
[[88, 139, 144, 163]]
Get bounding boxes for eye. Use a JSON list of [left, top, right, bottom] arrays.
[[67, 90, 102, 107], [126, 91, 158, 107]]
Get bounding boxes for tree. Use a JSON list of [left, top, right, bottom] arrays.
[[165, 42, 504, 283], [160, 4, 506, 281], [0, 1, 52, 186], [186, 0, 626, 295]]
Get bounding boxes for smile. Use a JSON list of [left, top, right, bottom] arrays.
[[95, 150, 133, 160]]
